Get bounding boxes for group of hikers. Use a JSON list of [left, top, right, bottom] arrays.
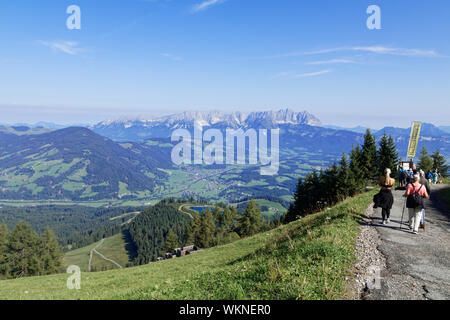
[[399, 167, 442, 187], [375, 165, 431, 234]]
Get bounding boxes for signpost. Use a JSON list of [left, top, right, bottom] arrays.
[[406, 121, 422, 160]]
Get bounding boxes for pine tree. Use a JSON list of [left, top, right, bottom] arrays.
[[349, 145, 366, 193], [7, 221, 40, 278], [212, 206, 223, 226], [163, 230, 179, 253], [39, 227, 63, 276], [187, 211, 201, 245], [198, 209, 216, 248], [288, 177, 308, 219], [361, 129, 378, 181], [418, 146, 433, 172], [0, 223, 8, 278], [377, 133, 399, 177], [222, 207, 237, 233], [238, 200, 263, 237], [337, 153, 353, 200], [431, 150, 449, 177]]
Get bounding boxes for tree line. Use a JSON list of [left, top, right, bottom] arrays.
[[418, 147, 449, 176], [0, 205, 146, 250], [0, 222, 62, 279], [128, 199, 281, 264], [283, 130, 399, 222], [183, 200, 280, 251]]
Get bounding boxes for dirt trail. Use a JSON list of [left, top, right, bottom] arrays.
[[88, 238, 123, 271]]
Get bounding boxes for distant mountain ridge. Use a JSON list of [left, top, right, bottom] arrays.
[[0, 128, 171, 201], [91, 109, 322, 141]]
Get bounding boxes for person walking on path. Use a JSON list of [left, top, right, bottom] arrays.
[[378, 168, 395, 225], [404, 174, 429, 234], [416, 169, 431, 196], [432, 170, 439, 184]]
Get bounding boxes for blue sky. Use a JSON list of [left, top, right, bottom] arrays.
[[0, 0, 449, 128]]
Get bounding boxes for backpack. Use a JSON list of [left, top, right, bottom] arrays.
[[401, 171, 408, 180], [406, 184, 424, 209]]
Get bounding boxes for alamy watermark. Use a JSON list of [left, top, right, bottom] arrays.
[[66, 265, 81, 290], [367, 5, 381, 30], [366, 265, 382, 290], [64, 5, 379, 31], [171, 127, 279, 176], [66, 5, 81, 30]]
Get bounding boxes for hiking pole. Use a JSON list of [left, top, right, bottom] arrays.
[[400, 199, 406, 230]]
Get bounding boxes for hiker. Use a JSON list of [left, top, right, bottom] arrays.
[[404, 174, 429, 234], [378, 168, 395, 225], [432, 170, 438, 184], [415, 169, 431, 196], [426, 170, 433, 183], [401, 169, 408, 187], [406, 169, 413, 185]]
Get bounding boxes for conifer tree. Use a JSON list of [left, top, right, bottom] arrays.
[[187, 211, 202, 245], [163, 229, 179, 253], [7, 221, 40, 278], [238, 200, 263, 237], [222, 207, 237, 233], [418, 146, 433, 172], [0, 223, 8, 278], [431, 150, 449, 177], [337, 153, 352, 200], [349, 145, 366, 193], [361, 129, 378, 181], [39, 227, 63, 276], [198, 209, 216, 248], [377, 133, 399, 177]]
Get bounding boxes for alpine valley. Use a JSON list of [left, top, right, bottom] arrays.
[[1, 109, 449, 209]]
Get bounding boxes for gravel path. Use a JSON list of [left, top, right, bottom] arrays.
[[349, 203, 386, 299], [353, 184, 450, 300]]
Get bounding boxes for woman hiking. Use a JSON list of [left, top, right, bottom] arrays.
[[404, 174, 429, 234], [378, 168, 395, 225]]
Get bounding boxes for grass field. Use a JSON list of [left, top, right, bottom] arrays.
[[63, 233, 131, 272], [0, 189, 375, 300]]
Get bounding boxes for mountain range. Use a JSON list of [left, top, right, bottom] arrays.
[[91, 109, 322, 141], [0, 109, 448, 203]]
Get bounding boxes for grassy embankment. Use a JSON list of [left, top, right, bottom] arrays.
[[439, 178, 450, 207], [0, 190, 376, 300]]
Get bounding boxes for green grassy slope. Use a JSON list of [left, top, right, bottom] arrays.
[[0, 190, 375, 300], [63, 233, 131, 272]]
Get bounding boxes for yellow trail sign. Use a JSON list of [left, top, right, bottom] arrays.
[[407, 121, 422, 158]]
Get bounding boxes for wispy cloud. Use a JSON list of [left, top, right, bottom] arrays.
[[351, 46, 441, 58], [191, 0, 225, 13], [160, 53, 183, 61], [275, 69, 332, 79], [38, 41, 84, 55], [304, 46, 442, 58], [306, 59, 357, 65], [264, 46, 443, 60]]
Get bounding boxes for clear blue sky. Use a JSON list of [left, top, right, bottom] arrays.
[[0, 0, 449, 128]]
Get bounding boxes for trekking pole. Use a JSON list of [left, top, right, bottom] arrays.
[[400, 199, 406, 230]]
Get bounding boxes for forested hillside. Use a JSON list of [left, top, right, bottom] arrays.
[[0, 128, 170, 200], [0, 205, 146, 249]]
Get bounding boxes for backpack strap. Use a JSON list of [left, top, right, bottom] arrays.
[[413, 184, 423, 194]]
